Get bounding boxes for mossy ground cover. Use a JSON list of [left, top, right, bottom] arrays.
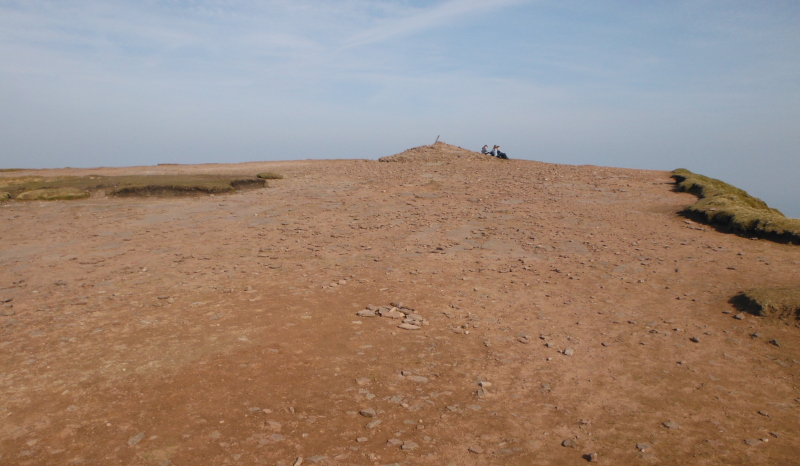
[[671, 168, 800, 244], [0, 174, 266, 200], [733, 288, 800, 321], [257, 172, 284, 180]]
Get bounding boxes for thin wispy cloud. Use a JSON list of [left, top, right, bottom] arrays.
[[343, 0, 530, 47]]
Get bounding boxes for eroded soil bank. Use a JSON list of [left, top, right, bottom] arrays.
[[1, 156, 798, 465]]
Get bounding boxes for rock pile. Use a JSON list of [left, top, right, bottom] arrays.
[[356, 302, 426, 330]]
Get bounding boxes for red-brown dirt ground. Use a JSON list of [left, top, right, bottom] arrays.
[[2, 143, 799, 465]]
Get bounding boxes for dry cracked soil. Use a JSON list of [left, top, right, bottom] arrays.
[[1, 145, 799, 465]]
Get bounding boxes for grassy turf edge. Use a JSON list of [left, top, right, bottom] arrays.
[[671, 168, 800, 244]]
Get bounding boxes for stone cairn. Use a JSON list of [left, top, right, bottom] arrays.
[[356, 302, 426, 330]]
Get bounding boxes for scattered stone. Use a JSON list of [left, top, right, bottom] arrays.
[[292, 458, 304, 466], [563, 348, 575, 356], [380, 308, 405, 319], [758, 411, 769, 417], [128, 432, 145, 446], [601, 342, 609, 347], [356, 309, 376, 317], [0, 297, 11, 303], [663, 420, 679, 429], [387, 438, 403, 446], [356, 437, 368, 443], [769, 339, 781, 348], [468, 446, 483, 454], [270, 434, 285, 442], [365, 420, 381, 429], [54, 280, 67, 287], [734, 313, 745, 320], [407, 375, 428, 383], [338, 280, 347, 285], [359, 408, 376, 418], [636, 443, 651, 452], [398, 323, 421, 330], [752, 332, 761, 338], [744, 438, 761, 446], [265, 421, 281, 430], [446, 405, 459, 412], [562, 439, 577, 448], [0, 309, 15, 317], [306, 456, 327, 464], [585, 452, 598, 462], [690, 337, 700, 343], [401, 441, 418, 451]]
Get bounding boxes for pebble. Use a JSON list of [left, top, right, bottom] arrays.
[[365, 420, 381, 429], [663, 420, 679, 429], [636, 443, 650, 452], [744, 438, 761, 446], [292, 458, 304, 466], [562, 439, 576, 448], [398, 323, 421, 330], [769, 339, 781, 348], [356, 309, 376, 317], [690, 337, 700, 343], [359, 408, 377, 418], [586, 452, 598, 462], [401, 441, 418, 451], [306, 456, 327, 464], [128, 432, 145, 446], [758, 411, 769, 417], [407, 375, 428, 383], [468, 446, 483, 454], [356, 437, 368, 443], [734, 313, 745, 320], [356, 377, 371, 385], [563, 348, 575, 356], [387, 438, 403, 446]]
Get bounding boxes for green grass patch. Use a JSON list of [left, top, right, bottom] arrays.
[[671, 168, 800, 244], [16, 187, 90, 201], [0, 174, 266, 200], [257, 172, 284, 180], [733, 288, 800, 321]]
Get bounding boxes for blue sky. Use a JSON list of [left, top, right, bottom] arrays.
[[1, 0, 798, 216]]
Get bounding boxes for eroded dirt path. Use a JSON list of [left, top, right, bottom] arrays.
[[1, 157, 799, 465]]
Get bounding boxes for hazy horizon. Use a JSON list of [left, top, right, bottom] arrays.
[[1, 1, 798, 217]]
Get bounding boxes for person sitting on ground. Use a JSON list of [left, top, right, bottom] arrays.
[[481, 145, 491, 155], [492, 145, 508, 159]]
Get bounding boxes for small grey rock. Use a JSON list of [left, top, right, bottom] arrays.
[[407, 375, 428, 383], [356, 309, 376, 317], [663, 420, 679, 429], [401, 441, 418, 451], [387, 438, 403, 446], [585, 452, 598, 462], [365, 420, 381, 429], [744, 438, 761, 446], [359, 408, 376, 418], [468, 445, 483, 454], [734, 313, 745, 320], [562, 439, 577, 448], [306, 455, 327, 463], [636, 443, 650, 451], [563, 348, 575, 356], [769, 339, 781, 348], [690, 337, 700, 343], [128, 432, 145, 446], [398, 323, 421, 330]]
